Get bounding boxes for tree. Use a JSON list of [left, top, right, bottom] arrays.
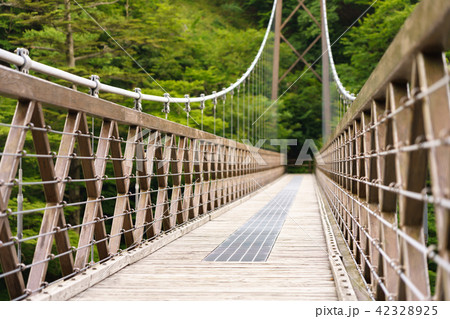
[[1, 0, 121, 71], [339, 0, 418, 92]]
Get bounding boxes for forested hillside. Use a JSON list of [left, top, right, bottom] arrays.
[[0, 0, 418, 148], [0, 0, 420, 300]]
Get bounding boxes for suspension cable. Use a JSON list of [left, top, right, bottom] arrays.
[[0, 1, 278, 106], [321, 0, 355, 102], [237, 85, 240, 142]]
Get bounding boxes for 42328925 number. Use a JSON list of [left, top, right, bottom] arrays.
[[376, 306, 438, 316]]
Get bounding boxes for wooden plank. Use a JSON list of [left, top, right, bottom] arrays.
[[30, 104, 58, 203], [109, 125, 138, 253], [215, 144, 223, 207], [53, 112, 83, 273], [27, 105, 80, 290], [182, 139, 194, 222], [154, 134, 172, 233], [220, 146, 228, 206], [93, 204, 109, 260], [417, 52, 450, 300], [32, 107, 77, 273], [391, 77, 429, 300], [357, 116, 371, 283], [346, 126, 355, 253], [365, 107, 382, 297], [168, 136, 186, 228], [122, 200, 135, 247], [74, 119, 114, 269], [0, 217, 25, 299], [144, 131, 159, 238], [236, 148, 243, 198], [208, 144, 217, 212], [76, 114, 96, 197], [342, 130, 350, 242], [191, 141, 204, 218], [70, 175, 340, 301], [77, 114, 109, 261], [226, 146, 233, 202], [373, 97, 399, 299], [200, 143, 211, 215], [134, 131, 156, 243], [229, 146, 236, 201], [0, 101, 35, 209], [0, 100, 35, 299]]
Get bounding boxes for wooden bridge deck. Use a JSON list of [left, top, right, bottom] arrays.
[[70, 175, 341, 301]]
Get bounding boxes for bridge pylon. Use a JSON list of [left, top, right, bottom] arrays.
[[271, 0, 330, 139]]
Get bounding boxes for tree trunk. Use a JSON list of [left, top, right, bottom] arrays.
[[64, 0, 75, 68]]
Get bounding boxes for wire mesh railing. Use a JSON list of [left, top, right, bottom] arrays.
[[316, 0, 450, 301], [0, 0, 278, 147], [0, 62, 285, 300]]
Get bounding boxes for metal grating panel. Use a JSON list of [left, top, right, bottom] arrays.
[[204, 176, 303, 262]]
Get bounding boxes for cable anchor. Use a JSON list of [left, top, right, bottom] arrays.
[[200, 93, 205, 130], [212, 91, 217, 135], [212, 91, 218, 110], [15, 48, 31, 74], [184, 94, 191, 113], [222, 87, 226, 137], [134, 88, 142, 111], [184, 94, 190, 126], [162, 93, 170, 119], [89, 75, 100, 97], [200, 93, 206, 111]]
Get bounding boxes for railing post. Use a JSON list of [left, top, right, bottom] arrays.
[[320, 0, 331, 142], [416, 52, 450, 300], [272, 0, 282, 100]]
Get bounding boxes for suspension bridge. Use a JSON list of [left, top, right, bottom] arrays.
[[0, 0, 449, 301]]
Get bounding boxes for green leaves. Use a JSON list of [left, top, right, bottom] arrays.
[[340, 0, 417, 92]]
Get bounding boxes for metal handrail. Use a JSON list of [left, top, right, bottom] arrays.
[[0, 0, 278, 105]]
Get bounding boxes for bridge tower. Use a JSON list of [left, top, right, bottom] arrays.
[[271, 0, 331, 138]]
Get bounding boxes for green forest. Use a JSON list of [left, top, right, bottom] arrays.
[[0, 0, 420, 152], [0, 0, 421, 151], [0, 0, 425, 300]]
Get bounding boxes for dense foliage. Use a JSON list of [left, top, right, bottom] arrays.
[[0, 0, 426, 299], [0, 0, 419, 149]]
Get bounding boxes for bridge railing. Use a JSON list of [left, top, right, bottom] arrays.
[[317, 0, 450, 300], [0, 65, 285, 300]]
